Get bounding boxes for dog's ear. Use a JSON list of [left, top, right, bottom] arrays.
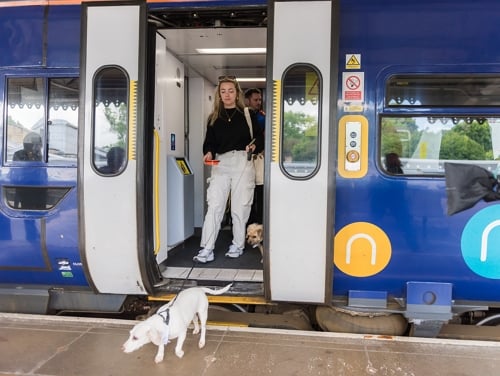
[[148, 326, 163, 345], [257, 226, 263, 238]]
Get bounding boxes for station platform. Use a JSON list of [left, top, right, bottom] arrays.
[[1, 312, 500, 376]]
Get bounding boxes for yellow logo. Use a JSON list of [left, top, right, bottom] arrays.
[[334, 222, 391, 277]]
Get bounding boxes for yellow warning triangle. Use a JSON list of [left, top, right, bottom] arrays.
[[346, 55, 360, 68]]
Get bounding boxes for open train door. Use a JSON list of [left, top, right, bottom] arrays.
[[79, 1, 153, 294], [266, 0, 338, 303]]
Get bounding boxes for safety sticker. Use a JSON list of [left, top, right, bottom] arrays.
[[342, 72, 364, 103], [346, 54, 361, 69]]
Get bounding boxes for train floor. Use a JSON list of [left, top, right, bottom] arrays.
[[161, 228, 264, 284], [2, 313, 500, 376]]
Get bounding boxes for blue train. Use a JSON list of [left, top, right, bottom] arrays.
[[2, 0, 500, 337]]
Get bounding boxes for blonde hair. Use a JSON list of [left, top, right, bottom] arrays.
[[208, 78, 246, 125]]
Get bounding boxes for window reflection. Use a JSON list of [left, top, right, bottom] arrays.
[[6, 77, 45, 162], [281, 65, 321, 178], [48, 78, 79, 163], [92, 67, 128, 175], [5, 77, 79, 165], [380, 116, 500, 176]]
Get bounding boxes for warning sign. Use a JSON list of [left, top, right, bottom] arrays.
[[346, 75, 361, 90], [346, 54, 361, 69], [342, 72, 364, 103], [305, 72, 320, 103]]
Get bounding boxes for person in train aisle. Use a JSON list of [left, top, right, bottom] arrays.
[[245, 88, 265, 225], [245, 88, 265, 133], [193, 76, 264, 263]]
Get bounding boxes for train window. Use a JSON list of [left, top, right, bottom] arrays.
[[386, 75, 500, 107], [92, 67, 128, 175], [3, 186, 71, 210], [380, 116, 500, 176], [47, 78, 79, 164], [6, 77, 45, 162], [5, 76, 79, 165], [281, 64, 321, 178]]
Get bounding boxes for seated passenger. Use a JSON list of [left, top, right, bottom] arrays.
[[385, 152, 403, 174], [13, 132, 43, 161], [100, 146, 125, 173]]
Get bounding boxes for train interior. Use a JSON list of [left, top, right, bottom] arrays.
[[149, 7, 269, 292]]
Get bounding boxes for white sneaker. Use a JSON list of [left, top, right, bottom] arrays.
[[225, 244, 244, 258], [193, 248, 214, 263]]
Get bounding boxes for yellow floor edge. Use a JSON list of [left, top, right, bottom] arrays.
[[149, 294, 270, 305]]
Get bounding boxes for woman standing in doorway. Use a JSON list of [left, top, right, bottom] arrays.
[[194, 76, 264, 263]]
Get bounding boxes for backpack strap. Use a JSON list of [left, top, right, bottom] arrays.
[[244, 107, 253, 139]]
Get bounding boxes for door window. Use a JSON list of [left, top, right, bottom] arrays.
[[281, 64, 321, 178], [92, 66, 128, 175]]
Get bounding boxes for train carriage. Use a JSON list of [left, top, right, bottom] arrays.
[[2, 0, 500, 337]]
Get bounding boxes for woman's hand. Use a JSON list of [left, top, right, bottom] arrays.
[[245, 143, 256, 161], [245, 143, 256, 153], [203, 152, 214, 162]]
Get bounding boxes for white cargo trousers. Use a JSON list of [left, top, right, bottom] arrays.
[[200, 150, 255, 251]]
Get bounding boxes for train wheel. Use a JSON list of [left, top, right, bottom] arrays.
[[315, 306, 408, 336]]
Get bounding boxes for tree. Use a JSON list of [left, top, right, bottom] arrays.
[[450, 120, 492, 153], [381, 117, 419, 158], [439, 119, 492, 160], [440, 131, 486, 160], [282, 111, 318, 162], [103, 103, 127, 148]]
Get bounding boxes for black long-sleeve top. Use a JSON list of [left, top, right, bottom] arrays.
[[202, 107, 264, 157]]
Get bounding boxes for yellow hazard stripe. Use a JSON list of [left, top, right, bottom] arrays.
[[128, 80, 137, 161], [272, 79, 281, 163], [153, 129, 161, 255], [149, 294, 270, 306]]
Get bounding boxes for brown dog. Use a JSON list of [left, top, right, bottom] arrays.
[[246, 223, 264, 263]]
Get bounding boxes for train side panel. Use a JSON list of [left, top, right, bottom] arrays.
[[0, 5, 85, 293], [334, 0, 500, 304], [1, 0, 500, 332]]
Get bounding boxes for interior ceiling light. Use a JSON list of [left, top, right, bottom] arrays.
[[196, 48, 266, 54], [236, 77, 266, 82]]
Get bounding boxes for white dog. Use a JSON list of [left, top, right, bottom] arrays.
[[122, 284, 232, 363]]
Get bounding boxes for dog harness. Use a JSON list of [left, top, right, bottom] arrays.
[[157, 308, 170, 325], [156, 295, 177, 344], [156, 308, 171, 344]]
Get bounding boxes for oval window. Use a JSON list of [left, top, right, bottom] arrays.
[[92, 66, 128, 175], [281, 64, 321, 178]]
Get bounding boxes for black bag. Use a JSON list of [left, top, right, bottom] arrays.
[[445, 162, 500, 215]]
